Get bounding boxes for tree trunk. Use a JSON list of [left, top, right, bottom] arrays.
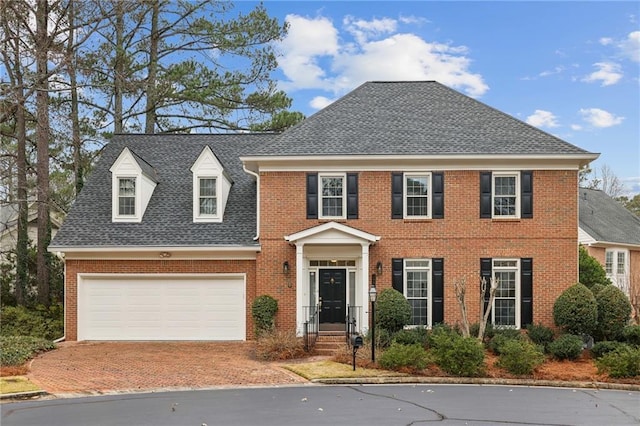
[[67, 0, 83, 194], [144, 0, 159, 134], [113, 0, 124, 134], [35, 0, 51, 306]]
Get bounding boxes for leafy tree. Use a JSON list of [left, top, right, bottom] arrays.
[[578, 245, 610, 288], [615, 194, 640, 217]]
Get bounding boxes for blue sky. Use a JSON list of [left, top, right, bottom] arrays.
[[238, 1, 640, 195]]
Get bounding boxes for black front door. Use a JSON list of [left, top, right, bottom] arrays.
[[319, 269, 346, 324]]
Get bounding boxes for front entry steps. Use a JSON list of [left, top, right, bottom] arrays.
[[314, 332, 346, 356]]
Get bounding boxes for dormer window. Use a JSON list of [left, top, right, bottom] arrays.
[[191, 146, 232, 223], [109, 148, 158, 223], [198, 177, 217, 216], [118, 178, 136, 216]]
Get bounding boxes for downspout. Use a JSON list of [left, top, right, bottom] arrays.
[[53, 251, 66, 343], [243, 165, 260, 240]]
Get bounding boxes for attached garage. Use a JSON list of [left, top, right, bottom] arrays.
[[77, 274, 246, 341]]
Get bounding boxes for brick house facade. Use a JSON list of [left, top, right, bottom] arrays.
[[50, 81, 598, 341]]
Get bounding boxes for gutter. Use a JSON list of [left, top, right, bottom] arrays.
[[242, 164, 260, 241]]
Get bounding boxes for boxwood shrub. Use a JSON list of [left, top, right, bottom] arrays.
[[548, 334, 583, 360], [591, 341, 628, 359], [379, 343, 430, 372], [594, 286, 632, 341], [596, 346, 640, 378], [497, 339, 545, 375], [621, 325, 640, 346], [432, 333, 485, 377], [393, 327, 429, 347], [375, 289, 412, 334], [487, 329, 523, 355], [526, 323, 554, 351], [553, 283, 597, 336]]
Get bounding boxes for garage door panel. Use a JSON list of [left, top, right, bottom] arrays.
[[78, 276, 245, 341]]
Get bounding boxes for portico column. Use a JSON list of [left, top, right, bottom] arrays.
[[361, 243, 370, 334], [295, 242, 305, 335]]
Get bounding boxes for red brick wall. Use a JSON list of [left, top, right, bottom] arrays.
[[64, 259, 256, 341], [258, 169, 579, 329]]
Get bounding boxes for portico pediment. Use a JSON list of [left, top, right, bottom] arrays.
[[284, 221, 380, 246]]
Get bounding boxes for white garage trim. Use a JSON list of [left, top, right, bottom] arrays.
[[77, 273, 246, 341]]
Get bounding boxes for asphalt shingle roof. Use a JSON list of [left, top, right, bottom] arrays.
[[250, 81, 594, 156], [51, 134, 272, 248], [579, 188, 640, 246]]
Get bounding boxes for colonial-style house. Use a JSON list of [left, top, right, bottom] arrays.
[[579, 187, 640, 314], [49, 81, 599, 342]]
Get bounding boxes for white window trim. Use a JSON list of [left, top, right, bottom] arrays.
[[403, 259, 432, 327], [605, 248, 630, 296], [492, 171, 520, 219], [112, 175, 142, 222], [491, 258, 520, 329], [194, 175, 221, 222], [403, 172, 432, 219], [318, 173, 347, 220]]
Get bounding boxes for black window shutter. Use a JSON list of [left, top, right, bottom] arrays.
[[480, 258, 492, 313], [391, 172, 403, 219], [521, 171, 533, 219], [392, 258, 404, 293], [347, 173, 358, 219], [306, 173, 318, 219], [432, 172, 444, 219], [480, 172, 492, 218], [521, 258, 533, 327], [432, 258, 444, 324]]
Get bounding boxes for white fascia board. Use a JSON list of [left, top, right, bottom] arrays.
[[241, 153, 600, 173], [48, 245, 261, 260], [583, 241, 640, 250], [285, 221, 381, 244]]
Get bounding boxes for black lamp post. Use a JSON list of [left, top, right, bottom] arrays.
[[369, 275, 377, 363]]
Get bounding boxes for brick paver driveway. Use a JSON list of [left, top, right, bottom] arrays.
[[28, 342, 307, 395]]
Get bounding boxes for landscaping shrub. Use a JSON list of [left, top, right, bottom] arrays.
[[375, 289, 412, 334], [393, 327, 429, 347], [0, 335, 56, 366], [378, 343, 430, 372], [0, 304, 63, 340], [366, 326, 394, 349], [589, 283, 606, 297], [497, 339, 545, 375], [591, 341, 628, 359], [594, 286, 632, 341], [548, 334, 583, 360], [426, 323, 460, 349], [254, 329, 305, 361], [432, 333, 485, 377], [596, 346, 640, 378], [553, 283, 597, 336], [251, 295, 278, 336], [469, 322, 495, 340], [578, 245, 610, 288], [487, 329, 523, 355], [526, 323, 554, 351], [621, 325, 640, 346]]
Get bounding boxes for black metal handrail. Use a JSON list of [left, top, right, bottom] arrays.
[[303, 304, 320, 352], [346, 305, 361, 346]]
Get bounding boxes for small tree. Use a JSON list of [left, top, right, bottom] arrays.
[[454, 275, 498, 341], [578, 245, 610, 288], [453, 276, 470, 337], [553, 283, 598, 336], [251, 295, 278, 336], [375, 288, 412, 334]]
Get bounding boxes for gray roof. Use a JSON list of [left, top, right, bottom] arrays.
[[579, 188, 640, 246], [250, 81, 595, 157], [51, 134, 273, 248]]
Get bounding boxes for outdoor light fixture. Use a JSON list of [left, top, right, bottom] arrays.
[[159, 251, 171, 258], [283, 261, 290, 274], [376, 261, 383, 276], [369, 276, 377, 363]]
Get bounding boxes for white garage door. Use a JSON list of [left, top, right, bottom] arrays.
[[78, 275, 246, 341]]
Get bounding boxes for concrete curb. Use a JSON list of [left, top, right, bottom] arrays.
[[312, 376, 640, 391], [0, 390, 49, 401]]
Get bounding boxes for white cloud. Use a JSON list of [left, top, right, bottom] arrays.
[[619, 31, 640, 62], [309, 96, 335, 110], [570, 124, 583, 131], [278, 14, 488, 105], [526, 110, 559, 128], [582, 62, 623, 86], [539, 66, 565, 77], [579, 108, 624, 128], [599, 37, 613, 46], [621, 176, 640, 196]]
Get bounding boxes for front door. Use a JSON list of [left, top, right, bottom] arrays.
[[319, 269, 346, 325]]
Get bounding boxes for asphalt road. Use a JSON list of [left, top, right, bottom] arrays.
[[2, 384, 639, 426]]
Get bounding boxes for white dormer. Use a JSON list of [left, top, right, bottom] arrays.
[[109, 148, 158, 223], [191, 146, 233, 223]]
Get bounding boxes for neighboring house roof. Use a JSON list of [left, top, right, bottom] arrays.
[[0, 201, 65, 234], [50, 134, 272, 249], [579, 187, 640, 248], [249, 81, 596, 158]]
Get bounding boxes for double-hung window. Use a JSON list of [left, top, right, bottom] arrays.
[[493, 173, 519, 218], [118, 178, 136, 216], [320, 174, 346, 219], [404, 174, 430, 218], [198, 177, 217, 216], [492, 259, 519, 328], [404, 259, 431, 326], [605, 249, 630, 296]]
